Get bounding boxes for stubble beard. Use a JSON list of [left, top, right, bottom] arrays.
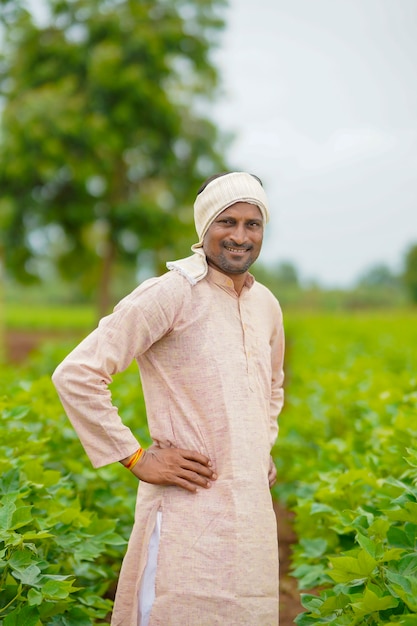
[[212, 244, 259, 275]]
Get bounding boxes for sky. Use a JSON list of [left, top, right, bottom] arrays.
[[212, 0, 417, 286]]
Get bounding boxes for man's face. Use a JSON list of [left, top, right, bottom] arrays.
[[203, 202, 264, 277]]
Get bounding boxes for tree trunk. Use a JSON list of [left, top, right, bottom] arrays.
[[97, 238, 116, 322], [0, 246, 5, 364]]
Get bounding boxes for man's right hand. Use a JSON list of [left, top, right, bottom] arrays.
[[127, 446, 217, 493]]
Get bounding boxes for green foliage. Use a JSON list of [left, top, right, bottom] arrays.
[[0, 349, 150, 623], [273, 312, 417, 623], [253, 260, 300, 289], [4, 310, 417, 622], [357, 264, 400, 289], [0, 0, 228, 314], [5, 304, 95, 332], [252, 262, 407, 311]]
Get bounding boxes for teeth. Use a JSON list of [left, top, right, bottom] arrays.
[[226, 247, 246, 253]]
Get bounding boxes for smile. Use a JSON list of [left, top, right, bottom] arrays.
[[224, 246, 249, 255]]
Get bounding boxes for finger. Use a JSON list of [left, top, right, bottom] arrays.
[[179, 459, 216, 479], [172, 476, 200, 493], [176, 449, 212, 466], [177, 469, 213, 488], [268, 460, 276, 486]]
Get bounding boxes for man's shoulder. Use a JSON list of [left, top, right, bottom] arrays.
[[251, 279, 283, 320], [115, 270, 190, 310], [252, 279, 281, 304], [139, 268, 189, 292]]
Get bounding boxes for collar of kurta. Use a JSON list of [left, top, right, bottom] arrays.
[[206, 266, 255, 293]]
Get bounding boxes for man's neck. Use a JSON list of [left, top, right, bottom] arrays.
[[230, 273, 248, 295]]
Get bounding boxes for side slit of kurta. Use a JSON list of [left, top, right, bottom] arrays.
[[138, 510, 162, 626]]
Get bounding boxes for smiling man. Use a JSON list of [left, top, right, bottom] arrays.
[[53, 171, 285, 626], [203, 201, 263, 289]]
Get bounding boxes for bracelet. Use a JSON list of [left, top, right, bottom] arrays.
[[126, 448, 144, 471]]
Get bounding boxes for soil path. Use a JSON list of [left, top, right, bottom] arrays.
[[6, 331, 304, 624], [275, 501, 304, 624]]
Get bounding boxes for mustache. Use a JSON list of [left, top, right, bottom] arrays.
[[222, 242, 253, 250]]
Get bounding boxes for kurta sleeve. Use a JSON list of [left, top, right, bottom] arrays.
[[52, 275, 186, 468], [269, 307, 285, 448]]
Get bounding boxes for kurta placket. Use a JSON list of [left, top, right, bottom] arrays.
[[52, 267, 285, 626], [239, 292, 256, 392]]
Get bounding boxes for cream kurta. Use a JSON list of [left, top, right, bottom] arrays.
[[52, 266, 285, 626]]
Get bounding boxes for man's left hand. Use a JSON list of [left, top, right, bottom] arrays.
[[268, 456, 277, 488]]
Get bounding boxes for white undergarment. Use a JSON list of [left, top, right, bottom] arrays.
[[138, 511, 162, 626]]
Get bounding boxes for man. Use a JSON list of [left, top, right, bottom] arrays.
[[52, 171, 285, 626]]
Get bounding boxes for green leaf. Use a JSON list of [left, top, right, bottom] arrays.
[[58, 607, 93, 625], [328, 550, 377, 583], [356, 531, 377, 558], [310, 503, 335, 515], [320, 592, 351, 612], [2, 406, 31, 421], [23, 460, 62, 488], [0, 500, 16, 530], [8, 549, 34, 570], [292, 563, 330, 589], [381, 547, 406, 562], [294, 612, 321, 625], [299, 538, 328, 558], [22, 529, 53, 540], [27, 587, 43, 606], [384, 502, 417, 523], [296, 609, 352, 625], [385, 570, 417, 611], [391, 616, 417, 626], [3, 604, 40, 626], [10, 505, 33, 530], [395, 553, 417, 575], [351, 585, 398, 615], [13, 563, 42, 586], [387, 522, 417, 549], [0, 469, 21, 495], [300, 594, 323, 612], [41, 578, 75, 600], [368, 517, 391, 539]]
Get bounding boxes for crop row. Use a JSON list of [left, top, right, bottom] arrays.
[[1, 312, 416, 624], [0, 344, 150, 625], [274, 313, 417, 624]]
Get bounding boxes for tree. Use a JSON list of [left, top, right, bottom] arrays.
[[252, 260, 300, 292], [357, 264, 399, 289], [403, 243, 417, 304], [0, 0, 228, 317], [274, 261, 300, 288]]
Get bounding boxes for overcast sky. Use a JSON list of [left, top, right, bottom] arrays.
[[212, 0, 417, 286]]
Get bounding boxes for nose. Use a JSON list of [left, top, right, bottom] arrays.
[[230, 222, 247, 245]]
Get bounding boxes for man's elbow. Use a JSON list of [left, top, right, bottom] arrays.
[[51, 361, 68, 395]]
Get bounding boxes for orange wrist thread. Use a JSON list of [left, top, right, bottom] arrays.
[[126, 448, 144, 471]]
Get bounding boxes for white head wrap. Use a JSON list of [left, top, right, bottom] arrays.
[[167, 172, 269, 284]]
